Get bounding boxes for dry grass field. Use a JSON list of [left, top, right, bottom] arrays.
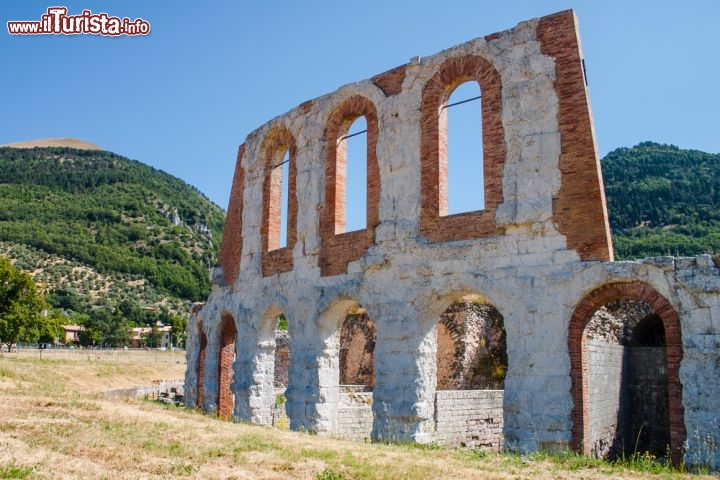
[[0, 351, 713, 479]]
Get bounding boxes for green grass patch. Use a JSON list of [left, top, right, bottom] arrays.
[[0, 463, 34, 479]]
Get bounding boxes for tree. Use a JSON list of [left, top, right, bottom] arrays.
[[84, 307, 130, 347], [0, 257, 44, 351], [168, 313, 187, 349], [39, 309, 68, 345]]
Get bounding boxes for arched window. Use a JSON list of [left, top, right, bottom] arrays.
[[337, 116, 368, 233], [268, 148, 290, 250], [444, 81, 484, 215], [420, 55, 505, 242], [320, 96, 379, 277], [261, 128, 297, 276]]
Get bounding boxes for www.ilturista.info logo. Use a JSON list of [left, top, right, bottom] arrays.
[[7, 7, 150, 36]]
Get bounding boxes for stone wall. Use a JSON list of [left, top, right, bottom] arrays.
[[274, 330, 290, 388], [339, 313, 376, 387], [625, 347, 669, 455], [336, 388, 374, 441], [437, 301, 506, 390], [435, 390, 504, 449], [184, 8, 720, 469], [586, 340, 623, 457]]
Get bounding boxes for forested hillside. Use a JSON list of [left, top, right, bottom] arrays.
[[603, 142, 720, 259], [0, 147, 225, 308]]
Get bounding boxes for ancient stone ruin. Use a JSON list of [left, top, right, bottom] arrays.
[[185, 10, 720, 468]]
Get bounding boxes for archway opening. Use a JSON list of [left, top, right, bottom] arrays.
[[257, 309, 291, 430], [331, 302, 376, 441], [435, 295, 506, 449], [569, 282, 685, 464], [197, 321, 207, 409], [584, 299, 669, 460], [217, 313, 237, 419], [339, 305, 376, 388]]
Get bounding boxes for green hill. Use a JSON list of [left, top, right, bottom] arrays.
[[0, 146, 225, 312], [602, 141, 720, 259]]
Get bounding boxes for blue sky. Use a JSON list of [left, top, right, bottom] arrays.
[[1, 1, 718, 214]]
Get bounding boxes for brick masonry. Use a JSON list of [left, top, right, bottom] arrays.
[[217, 314, 237, 419], [184, 10, 720, 469]]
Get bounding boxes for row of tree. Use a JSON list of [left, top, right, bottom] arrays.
[[0, 257, 187, 351]]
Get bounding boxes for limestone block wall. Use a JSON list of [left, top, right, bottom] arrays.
[[435, 390, 504, 449], [586, 340, 623, 457], [336, 390, 374, 441], [183, 7, 720, 469]]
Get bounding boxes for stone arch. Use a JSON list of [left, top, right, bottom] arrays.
[[196, 319, 207, 409], [217, 313, 237, 419], [568, 281, 685, 463], [260, 127, 298, 276], [313, 298, 377, 438], [420, 54, 505, 242], [320, 95, 380, 276], [431, 291, 507, 449]]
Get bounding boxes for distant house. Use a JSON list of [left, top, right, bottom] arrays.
[[62, 325, 84, 344], [129, 325, 172, 349]]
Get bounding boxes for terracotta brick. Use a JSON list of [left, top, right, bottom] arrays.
[[372, 65, 407, 97], [320, 96, 380, 276], [261, 128, 298, 277], [537, 11, 613, 261], [217, 145, 246, 286], [419, 54, 505, 242], [217, 314, 237, 419]]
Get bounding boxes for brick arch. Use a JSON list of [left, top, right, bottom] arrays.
[[320, 95, 380, 276], [196, 320, 207, 409], [420, 54, 505, 242], [568, 281, 685, 463], [260, 127, 298, 277], [217, 313, 237, 419]]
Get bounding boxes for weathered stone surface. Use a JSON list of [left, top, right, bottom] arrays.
[[184, 9, 720, 470]]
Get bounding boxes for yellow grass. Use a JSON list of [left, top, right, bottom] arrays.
[[0, 352, 710, 479]]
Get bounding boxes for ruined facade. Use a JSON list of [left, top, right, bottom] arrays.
[[185, 10, 720, 468]]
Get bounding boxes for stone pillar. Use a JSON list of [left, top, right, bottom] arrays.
[[231, 309, 260, 422], [502, 277, 573, 452], [283, 304, 336, 433], [372, 303, 436, 443]]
